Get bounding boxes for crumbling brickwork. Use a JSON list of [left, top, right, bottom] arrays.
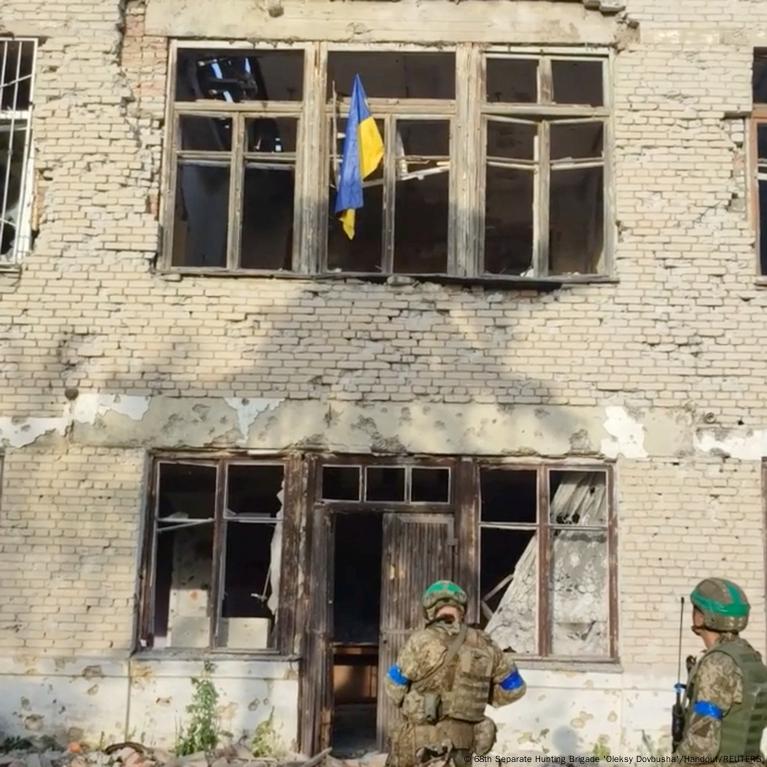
[[0, 0, 766, 753]]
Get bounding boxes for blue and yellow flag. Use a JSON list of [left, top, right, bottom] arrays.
[[334, 75, 384, 239]]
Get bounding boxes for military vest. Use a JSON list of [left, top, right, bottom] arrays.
[[685, 637, 767, 759], [413, 625, 496, 723]]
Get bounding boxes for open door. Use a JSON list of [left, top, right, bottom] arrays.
[[377, 513, 455, 750]]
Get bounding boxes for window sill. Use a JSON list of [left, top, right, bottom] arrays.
[[0, 264, 21, 275], [157, 267, 618, 290], [755, 277, 767, 287], [515, 657, 622, 673], [132, 648, 300, 662]]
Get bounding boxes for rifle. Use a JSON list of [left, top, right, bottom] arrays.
[[672, 596, 686, 751]]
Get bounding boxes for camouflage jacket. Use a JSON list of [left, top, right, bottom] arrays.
[[676, 635, 743, 762], [384, 619, 527, 718]]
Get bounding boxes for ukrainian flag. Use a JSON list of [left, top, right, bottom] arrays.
[[334, 75, 384, 239]]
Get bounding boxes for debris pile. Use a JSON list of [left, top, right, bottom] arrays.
[[0, 743, 387, 767]]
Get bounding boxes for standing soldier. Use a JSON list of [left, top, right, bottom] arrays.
[[384, 580, 526, 767], [674, 578, 767, 763]]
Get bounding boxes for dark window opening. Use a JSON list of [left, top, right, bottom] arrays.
[[479, 527, 537, 654], [411, 467, 450, 503], [172, 163, 230, 267], [323, 466, 361, 501], [480, 469, 537, 524], [365, 466, 406, 502], [327, 52, 455, 100], [550, 121, 604, 161], [486, 58, 537, 104], [176, 49, 304, 103], [754, 52, 767, 103], [552, 59, 603, 107], [179, 116, 232, 152], [0, 122, 29, 258], [1, 40, 34, 111], [549, 166, 604, 275], [484, 167, 534, 275], [332, 514, 382, 756], [145, 459, 285, 651]]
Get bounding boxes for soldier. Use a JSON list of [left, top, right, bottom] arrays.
[[384, 580, 527, 767], [674, 578, 767, 763]]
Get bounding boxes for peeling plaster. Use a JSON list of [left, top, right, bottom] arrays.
[[224, 397, 283, 441], [694, 429, 767, 460], [72, 394, 150, 424], [0, 416, 68, 448], [600, 406, 648, 459]]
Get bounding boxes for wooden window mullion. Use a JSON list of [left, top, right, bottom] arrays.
[[538, 465, 551, 657], [210, 459, 227, 648], [382, 114, 396, 273], [227, 114, 245, 270], [535, 121, 551, 278]]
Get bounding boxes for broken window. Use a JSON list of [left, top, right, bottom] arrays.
[[480, 464, 613, 658], [142, 458, 288, 651], [482, 54, 608, 277], [169, 47, 304, 271], [0, 39, 35, 265], [164, 45, 611, 282], [325, 52, 455, 275], [753, 53, 767, 274]]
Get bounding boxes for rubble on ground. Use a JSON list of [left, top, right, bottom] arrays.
[[0, 743, 388, 767]]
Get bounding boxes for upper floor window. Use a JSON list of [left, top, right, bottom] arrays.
[[753, 52, 767, 275], [163, 44, 612, 282], [1, 39, 36, 266]]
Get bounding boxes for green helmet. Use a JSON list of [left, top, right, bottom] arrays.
[[422, 580, 468, 622], [691, 578, 750, 632]]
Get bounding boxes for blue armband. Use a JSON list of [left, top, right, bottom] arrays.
[[692, 700, 723, 720], [499, 669, 524, 691], [387, 664, 409, 687]]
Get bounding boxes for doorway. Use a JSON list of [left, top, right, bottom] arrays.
[[331, 513, 382, 756], [302, 458, 459, 755]]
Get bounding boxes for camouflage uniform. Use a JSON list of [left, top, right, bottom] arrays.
[[384, 581, 527, 767], [674, 579, 767, 765], [676, 633, 744, 761]]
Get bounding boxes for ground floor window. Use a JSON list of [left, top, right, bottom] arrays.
[[139, 456, 291, 651], [479, 465, 614, 658]]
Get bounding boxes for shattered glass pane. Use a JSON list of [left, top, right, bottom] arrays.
[[549, 471, 607, 526], [226, 464, 284, 517], [176, 49, 304, 102], [482, 528, 537, 654], [486, 58, 537, 103], [549, 529, 608, 656]]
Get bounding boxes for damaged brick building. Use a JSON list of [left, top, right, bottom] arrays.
[[1, 0, 766, 756]]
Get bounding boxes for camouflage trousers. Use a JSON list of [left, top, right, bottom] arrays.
[[385, 719, 476, 767]]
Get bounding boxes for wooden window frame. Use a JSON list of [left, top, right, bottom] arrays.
[[160, 42, 614, 285], [0, 38, 36, 267], [161, 41, 310, 275], [137, 451, 301, 656], [751, 111, 767, 277], [474, 458, 618, 662]]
